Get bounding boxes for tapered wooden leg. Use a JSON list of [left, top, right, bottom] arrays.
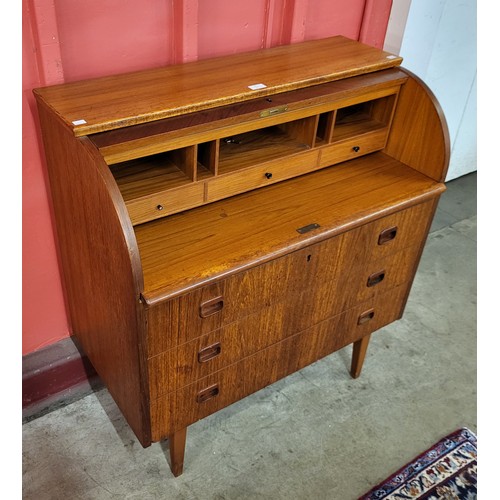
[[350, 334, 372, 379], [169, 427, 187, 477]]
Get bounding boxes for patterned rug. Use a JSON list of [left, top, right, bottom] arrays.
[[359, 428, 477, 499]]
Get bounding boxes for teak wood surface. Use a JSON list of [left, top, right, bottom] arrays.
[[134, 153, 445, 304], [150, 284, 410, 440], [35, 101, 151, 446], [33, 36, 402, 136]]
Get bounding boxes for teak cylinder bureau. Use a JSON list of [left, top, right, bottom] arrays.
[[33, 36, 450, 477]]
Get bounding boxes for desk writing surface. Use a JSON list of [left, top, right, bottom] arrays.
[[134, 153, 443, 304]]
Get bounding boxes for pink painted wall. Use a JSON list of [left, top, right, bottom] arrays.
[[23, 0, 392, 355]]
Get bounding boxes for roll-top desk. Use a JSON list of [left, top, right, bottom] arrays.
[[34, 36, 449, 476]]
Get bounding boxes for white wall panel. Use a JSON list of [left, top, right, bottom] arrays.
[[385, 0, 477, 180]]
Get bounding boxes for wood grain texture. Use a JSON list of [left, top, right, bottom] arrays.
[[147, 200, 436, 399], [150, 284, 409, 439], [384, 69, 451, 182], [34, 99, 151, 446], [146, 298, 180, 357], [154, 199, 435, 347], [148, 240, 420, 399], [168, 427, 187, 477], [351, 334, 372, 378], [33, 36, 402, 136], [135, 153, 445, 305], [174, 237, 343, 344]]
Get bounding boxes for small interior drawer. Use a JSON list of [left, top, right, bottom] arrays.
[[125, 182, 205, 225], [206, 149, 320, 203], [318, 128, 388, 168]]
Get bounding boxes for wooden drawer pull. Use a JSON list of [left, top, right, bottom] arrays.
[[198, 342, 222, 363], [378, 226, 398, 245], [358, 308, 375, 325], [196, 384, 220, 404], [367, 270, 385, 287], [199, 296, 224, 318]]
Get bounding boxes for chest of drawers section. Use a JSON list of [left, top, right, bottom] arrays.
[[146, 199, 437, 440]]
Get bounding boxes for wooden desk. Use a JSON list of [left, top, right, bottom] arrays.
[[34, 36, 449, 476]]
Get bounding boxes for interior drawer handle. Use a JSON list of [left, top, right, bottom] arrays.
[[378, 226, 398, 245], [358, 308, 375, 325], [199, 296, 224, 318], [367, 270, 385, 287], [198, 342, 222, 363], [196, 384, 220, 404]]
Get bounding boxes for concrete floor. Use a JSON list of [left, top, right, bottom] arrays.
[[22, 172, 477, 500]]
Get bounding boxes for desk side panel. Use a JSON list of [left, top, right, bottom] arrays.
[[34, 101, 151, 446], [384, 68, 451, 182]]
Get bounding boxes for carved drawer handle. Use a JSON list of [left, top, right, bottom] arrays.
[[199, 296, 224, 318], [358, 308, 375, 325], [196, 384, 220, 404], [198, 342, 222, 363], [378, 226, 398, 245], [367, 270, 385, 287]]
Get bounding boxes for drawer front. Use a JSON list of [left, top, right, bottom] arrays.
[[339, 198, 436, 265], [335, 242, 422, 309], [176, 237, 422, 346], [150, 284, 409, 440], [206, 149, 320, 203], [177, 234, 343, 343], [149, 302, 288, 399], [319, 129, 388, 168], [126, 182, 205, 225]]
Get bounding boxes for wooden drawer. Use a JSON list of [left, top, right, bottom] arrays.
[[336, 242, 422, 308], [149, 302, 288, 399], [126, 182, 205, 225], [150, 284, 409, 440], [288, 243, 421, 332], [176, 234, 343, 344], [339, 198, 436, 265], [206, 149, 320, 203], [319, 129, 388, 168], [149, 244, 331, 353]]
